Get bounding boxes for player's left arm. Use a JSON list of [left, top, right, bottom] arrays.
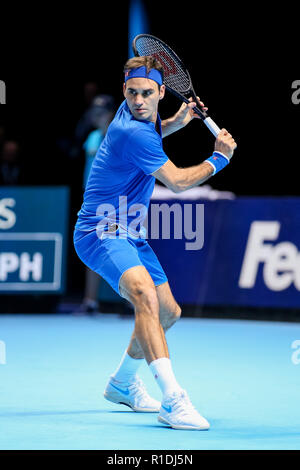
[[161, 97, 207, 138]]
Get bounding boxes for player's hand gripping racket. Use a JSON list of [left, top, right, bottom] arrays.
[[132, 34, 221, 137]]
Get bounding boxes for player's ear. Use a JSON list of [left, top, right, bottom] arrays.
[[123, 83, 126, 97], [159, 84, 165, 100]]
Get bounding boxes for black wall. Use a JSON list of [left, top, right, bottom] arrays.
[[1, 2, 299, 306]]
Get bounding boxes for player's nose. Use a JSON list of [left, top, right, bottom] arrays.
[[134, 94, 144, 106]]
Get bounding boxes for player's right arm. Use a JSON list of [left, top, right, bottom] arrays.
[[152, 129, 237, 193]]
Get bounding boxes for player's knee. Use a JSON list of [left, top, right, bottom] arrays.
[[169, 303, 181, 324], [161, 303, 181, 330], [130, 283, 159, 314], [174, 304, 182, 321]]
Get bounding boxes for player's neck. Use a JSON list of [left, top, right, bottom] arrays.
[[148, 110, 158, 124]]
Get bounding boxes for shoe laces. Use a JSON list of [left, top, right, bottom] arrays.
[[128, 377, 148, 401], [169, 391, 197, 417]]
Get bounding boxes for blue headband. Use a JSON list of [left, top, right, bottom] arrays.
[[124, 66, 163, 86]]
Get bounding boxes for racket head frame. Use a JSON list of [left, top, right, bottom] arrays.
[[132, 33, 208, 120]]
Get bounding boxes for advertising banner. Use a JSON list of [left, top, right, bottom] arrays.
[[0, 187, 69, 294], [148, 197, 300, 308]]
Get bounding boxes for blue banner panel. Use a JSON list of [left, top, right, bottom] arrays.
[[148, 197, 300, 308], [0, 187, 69, 294], [147, 199, 215, 305], [204, 197, 300, 308]]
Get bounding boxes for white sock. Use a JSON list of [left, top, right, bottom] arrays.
[[149, 357, 183, 398], [112, 350, 143, 383]]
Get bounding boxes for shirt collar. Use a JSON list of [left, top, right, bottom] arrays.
[[124, 100, 162, 138]]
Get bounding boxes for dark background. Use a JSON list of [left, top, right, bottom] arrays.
[[1, 3, 298, 195], [0, 2, 299, 308]]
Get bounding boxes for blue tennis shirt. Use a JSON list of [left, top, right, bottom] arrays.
[[75, 100, 169, 234]]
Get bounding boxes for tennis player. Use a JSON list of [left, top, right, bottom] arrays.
[[74, 56, 237, 430]]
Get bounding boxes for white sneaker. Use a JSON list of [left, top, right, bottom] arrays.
[[104, 375, 161, 412], [158, 390, 210, 430]]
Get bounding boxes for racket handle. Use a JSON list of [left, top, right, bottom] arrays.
[[203, 117, 221, 137]]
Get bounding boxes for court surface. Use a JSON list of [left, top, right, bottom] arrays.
[[0, 313, 300, 450]]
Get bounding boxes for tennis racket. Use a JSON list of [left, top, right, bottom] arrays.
[[132, 34, 221, 137]]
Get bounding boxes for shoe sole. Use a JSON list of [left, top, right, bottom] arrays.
[[158, 415, 210, 430], [104, 391, 160, 413]]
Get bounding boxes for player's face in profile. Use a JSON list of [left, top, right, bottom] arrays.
[[123, 77, 165, 123]]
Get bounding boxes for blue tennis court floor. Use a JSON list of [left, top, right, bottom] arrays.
[[0, 313, 300, 450]]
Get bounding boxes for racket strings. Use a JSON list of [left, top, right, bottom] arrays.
[[135, 37, 191, 94]]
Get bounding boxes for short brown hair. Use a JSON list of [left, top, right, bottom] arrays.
[[123, 56, 164, 82]]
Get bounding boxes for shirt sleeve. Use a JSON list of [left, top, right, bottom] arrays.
[[125, 126, 169, 175]]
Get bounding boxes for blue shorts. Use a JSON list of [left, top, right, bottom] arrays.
[[73, 229, 168, 295]]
